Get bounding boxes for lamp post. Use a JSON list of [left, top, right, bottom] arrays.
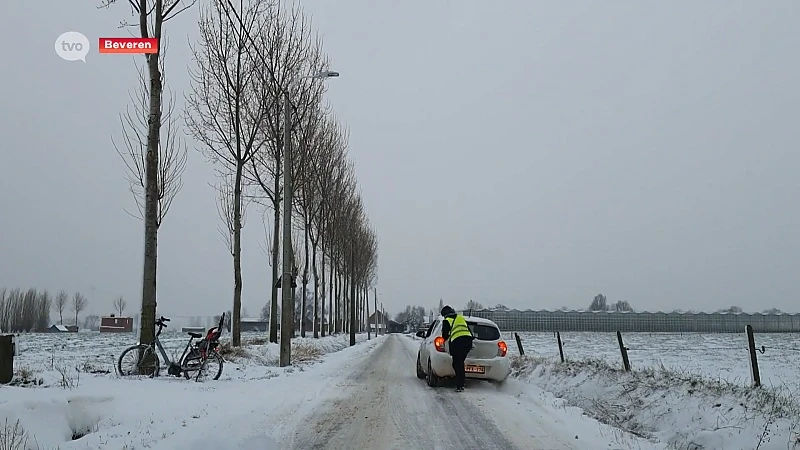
[[279, 70, 339, 367]]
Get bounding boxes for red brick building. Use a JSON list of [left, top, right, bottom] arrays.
[[99, 314, 133, 332]]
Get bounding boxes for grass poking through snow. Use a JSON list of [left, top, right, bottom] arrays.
[[510, 355, 800, 449]]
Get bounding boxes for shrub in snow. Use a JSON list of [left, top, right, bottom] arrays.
[[0, 419, 29, 450], [510, 355, 800, 450]]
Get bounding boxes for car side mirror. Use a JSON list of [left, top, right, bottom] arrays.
[[416, 330, 425, 338]]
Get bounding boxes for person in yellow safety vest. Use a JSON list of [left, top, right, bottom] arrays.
[[440, 305, 474, 392]]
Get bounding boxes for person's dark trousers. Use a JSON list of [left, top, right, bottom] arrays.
[[449, 336, 472, 389]]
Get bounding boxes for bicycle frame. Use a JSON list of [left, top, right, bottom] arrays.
[[142, 322, 198, 377], [150, 334, 194, 368]]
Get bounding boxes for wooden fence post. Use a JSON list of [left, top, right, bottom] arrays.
[[556, 331, 565, 363], [745, 324, 761, 387], [514, 332, 524, 356], [616, 331, 630, 371], [0, 335, 14, 384]]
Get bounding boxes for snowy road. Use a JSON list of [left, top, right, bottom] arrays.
[[23, 333, 658, 449], [292, 334, 580, 450]]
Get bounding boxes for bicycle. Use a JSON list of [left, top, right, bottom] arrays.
[[117, 314, 225, 381]]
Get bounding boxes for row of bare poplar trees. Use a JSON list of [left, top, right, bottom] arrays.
[[0, 288, 87, 332], [106, 0, 379, 360]]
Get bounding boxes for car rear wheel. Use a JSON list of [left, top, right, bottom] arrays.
[[416, 354, 426, 379], [426, 358, 440, 387]]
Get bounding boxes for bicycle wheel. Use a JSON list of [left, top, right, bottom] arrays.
[[185, 352, 223, 381], [118, 344, 160, 377]]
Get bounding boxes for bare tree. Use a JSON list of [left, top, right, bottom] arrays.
[[53, 290, 68, 325], [589, 294, 608, 311], [36, 290, 51, 331], [214, 172, 249, 256], [84, 314, 101, 331], [465, 300, 483, 311], [114, 296, 127, 316], [72, 292, 88, 328], [244, 1, 329, 344], [114, 44, 187, 228], [0, 289, 6, 332], [185, 0, 273, 347], [101, 0, 196, 360]]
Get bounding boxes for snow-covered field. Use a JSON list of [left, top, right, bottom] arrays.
[[500, 332, 800, 449], [4, 330, 800, 449], [7, 331, 371, 385], [0, 331, 375, 449], [505, 331, 800, 391]]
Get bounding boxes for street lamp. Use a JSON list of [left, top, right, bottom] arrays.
[[279, 70, 339, 367]]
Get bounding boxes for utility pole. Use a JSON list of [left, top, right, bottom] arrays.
[[279, 89, 293, 367], [278, 71, 339, 367]]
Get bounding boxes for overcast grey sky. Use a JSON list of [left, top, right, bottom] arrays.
[[1, 1, 798, 320]]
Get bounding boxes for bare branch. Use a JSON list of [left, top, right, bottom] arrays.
[[113, 39, 187, 228]]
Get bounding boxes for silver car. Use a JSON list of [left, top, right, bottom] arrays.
[[415, 315, 510, 387]]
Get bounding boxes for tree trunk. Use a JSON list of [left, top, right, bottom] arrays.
[[301, 220, 309, 337], [366, 285, 370, 339], [269, 183, 280, 343], [319, 215, 325, 337], [138, 7, 164, 362], [231, 162, 244, 347], [334, 266, 340, 333], [291, 258, 297, 337], [328, 257, 334, 335], [374, 288, 378, 336], [342, 274, 347, 333], [312, 237, 319, 339], [349, 243, 356, 346]]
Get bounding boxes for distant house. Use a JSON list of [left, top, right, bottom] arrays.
[[367, 311, 390, 333], [291, 316, 327, 334], [182, 326, 206, 334], [99, 314, 133, 332], [241, 318, 268, 332], [48, 324, 76, 333], [387, 320, 404, 333]]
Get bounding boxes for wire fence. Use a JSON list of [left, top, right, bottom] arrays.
[[505, 327, 800, 391]]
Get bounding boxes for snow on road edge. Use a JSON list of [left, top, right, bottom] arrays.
[[510, 355, 800, 450], [0, 334, 386, 449]]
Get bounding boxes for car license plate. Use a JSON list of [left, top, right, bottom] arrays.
[[465, 365, 485, 374]]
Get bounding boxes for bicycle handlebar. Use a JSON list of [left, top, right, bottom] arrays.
[[155, 316, 170, 328]]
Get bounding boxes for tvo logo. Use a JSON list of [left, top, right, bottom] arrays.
[[55, 31, 90, 62]]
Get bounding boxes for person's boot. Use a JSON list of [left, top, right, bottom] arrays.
[[455, 386, 464, 392]]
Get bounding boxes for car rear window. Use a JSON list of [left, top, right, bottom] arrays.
[[467, 322, 500, 340]]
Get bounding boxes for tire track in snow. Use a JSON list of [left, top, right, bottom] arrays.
[[293, 334, 547, 450]]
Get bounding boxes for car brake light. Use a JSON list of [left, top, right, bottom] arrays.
[[497, 340, 507, 357], [434, 336, 446, 352]]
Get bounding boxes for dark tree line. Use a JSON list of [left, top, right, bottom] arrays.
[[0, 288, 51, 332], [104, 1, 379, 363], [394, 305, 427, 331], [589, 294, 633, 312], [0, 288, 92, 332]]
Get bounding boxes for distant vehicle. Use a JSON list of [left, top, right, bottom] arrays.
[[415, 315, 510, 387]]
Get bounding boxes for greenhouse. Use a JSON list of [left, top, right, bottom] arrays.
[[465, 309, 800, 333]]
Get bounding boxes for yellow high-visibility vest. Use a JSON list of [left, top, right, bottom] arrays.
[[445, 315, 471, 341]]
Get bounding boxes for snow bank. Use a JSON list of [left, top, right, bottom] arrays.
[[510, 355, 800, 449], [0, 333, 382, 449], [5, 332, 372, 387]]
